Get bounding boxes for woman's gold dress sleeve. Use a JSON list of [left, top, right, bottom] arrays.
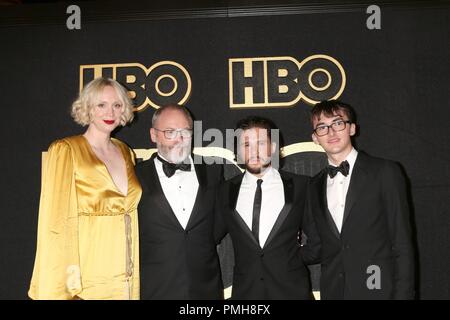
[[28, 140, 81, 299]]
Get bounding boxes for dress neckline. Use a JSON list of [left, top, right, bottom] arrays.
[[80, 135, 129, 197]]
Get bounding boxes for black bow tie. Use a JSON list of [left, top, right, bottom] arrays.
[[157, 154, 191, 178], [327, 160, 350, 178]]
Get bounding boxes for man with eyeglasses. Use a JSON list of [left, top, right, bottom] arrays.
[[308, 100, 415, 299], [135, 104, 224, 299]]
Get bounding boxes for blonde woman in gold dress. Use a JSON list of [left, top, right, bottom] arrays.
[[28, 78, 142, 300]]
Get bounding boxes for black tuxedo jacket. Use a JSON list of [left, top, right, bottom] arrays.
[[216, 170, 321, 300], [309, 151, 415, 299], [136, 154, 224, 299]]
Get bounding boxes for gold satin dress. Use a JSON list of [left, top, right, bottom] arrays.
[[29, 135, 142, 300]]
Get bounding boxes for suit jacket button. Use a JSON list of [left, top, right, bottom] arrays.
[[260, 277, 264, 281], [260, 253, 264, 258]]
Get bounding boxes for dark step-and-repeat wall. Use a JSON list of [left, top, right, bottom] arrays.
[[1, 0, 449, 299]]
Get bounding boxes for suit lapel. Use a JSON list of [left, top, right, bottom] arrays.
[[232, 209, 260, 248], [263, 172, 294, 249], [229, 174, 244, 211], [229, 174, 260, 248], [342, 153, 368, 229], [185, 162, 206, 230], [141, 155, 184, 230], [317, 170, 341, 239]]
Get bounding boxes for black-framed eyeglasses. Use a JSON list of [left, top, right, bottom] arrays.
[[153, 128, 193, 139], [313, 120, 351, 137]]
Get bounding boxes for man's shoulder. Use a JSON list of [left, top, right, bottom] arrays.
[[279, 169, 310, 183], [357, 151, 402, 171], [193, 157, 223, 172], [135, 156, 156, 172], [191, 156, 226, 185], [220, 171, 243, 187], [308, 168, 327, 184], [192, 155, 222, 166]]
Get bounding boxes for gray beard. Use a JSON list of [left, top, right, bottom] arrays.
[[158, 143, 191, 164]]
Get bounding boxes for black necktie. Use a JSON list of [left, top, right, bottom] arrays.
[[252, 179, 263, 245], [157, 154, 191, 178], [327, 160, 350, 178]]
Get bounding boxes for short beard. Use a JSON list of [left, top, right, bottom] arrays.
[[246, 160, 271, 175]]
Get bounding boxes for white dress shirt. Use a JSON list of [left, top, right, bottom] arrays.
[[236, 167, 285, 247], [326, 147, 358, 233], [154, 155, 199, 229]]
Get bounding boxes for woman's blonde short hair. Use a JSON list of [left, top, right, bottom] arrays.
[[71, 77, 134, 126]]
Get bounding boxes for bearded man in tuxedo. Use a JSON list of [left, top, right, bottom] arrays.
[[136, 104, 223, 299]]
